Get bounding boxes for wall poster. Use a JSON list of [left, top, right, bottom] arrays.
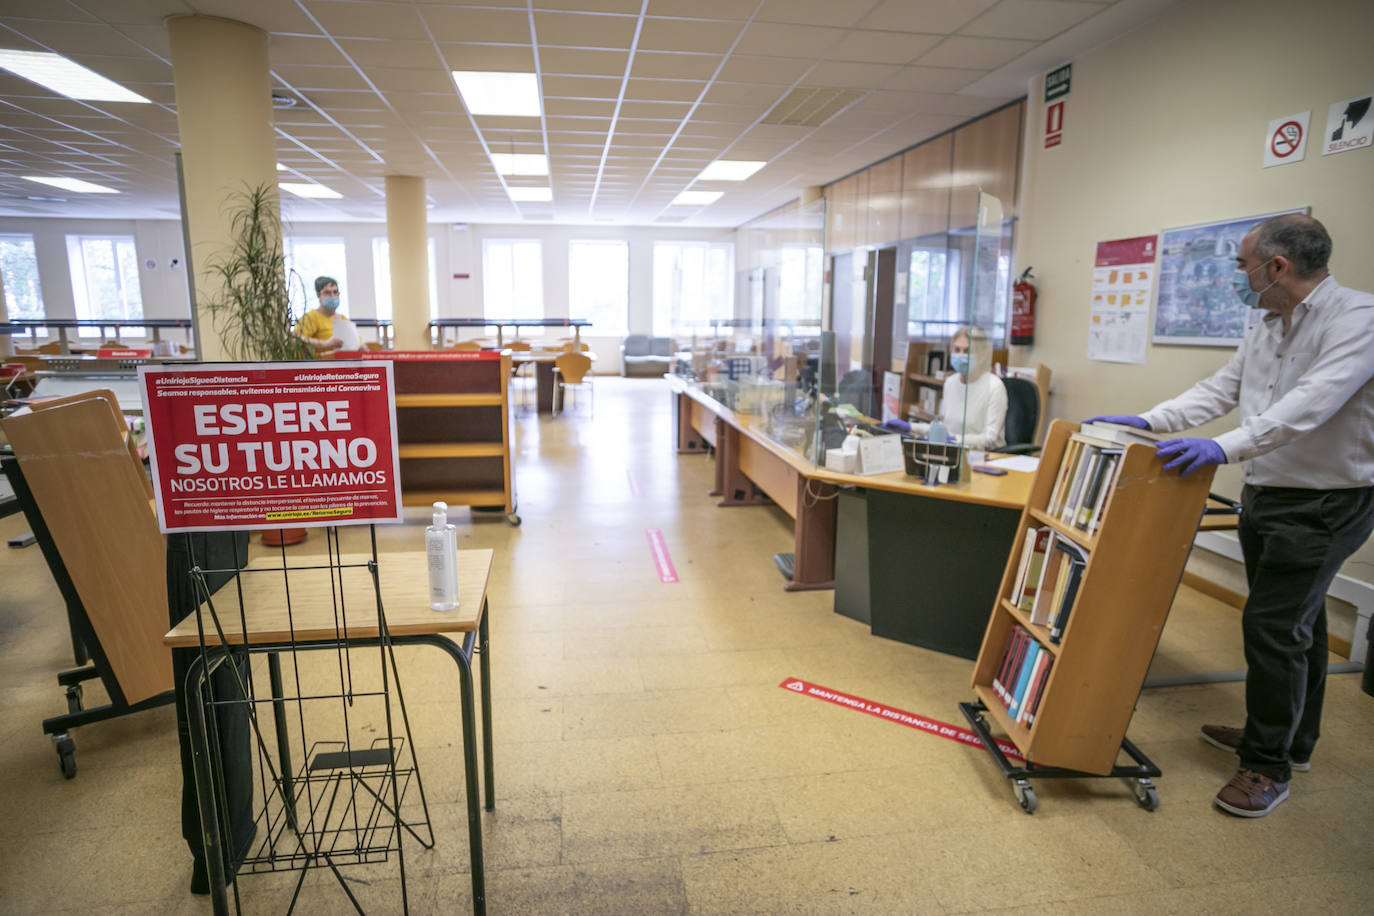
[[1151, 207, 1307, 347], [1087, 235, 1156, 364]]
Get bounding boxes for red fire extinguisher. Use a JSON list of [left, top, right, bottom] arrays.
[[1011, 267, 1036, 345]]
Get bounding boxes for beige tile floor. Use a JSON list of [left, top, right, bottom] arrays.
[[1, 377, 1371, 914]]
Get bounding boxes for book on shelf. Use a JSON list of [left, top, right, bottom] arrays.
[[1083, 420, 1169, 448], [1046, 538, 1089, 644], [1048, 435, 1126, 530], [1011, 527, 1052, 611], [991, 624, 1055, 725]]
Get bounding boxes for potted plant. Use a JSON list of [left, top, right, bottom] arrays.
[[201, 183, 311, 545]]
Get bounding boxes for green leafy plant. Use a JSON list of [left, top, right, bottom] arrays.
[[202, 183, 311, 361]]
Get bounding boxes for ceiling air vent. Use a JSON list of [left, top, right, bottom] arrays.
[[760, 87, 863, 128], [271, 92, 299, 109]]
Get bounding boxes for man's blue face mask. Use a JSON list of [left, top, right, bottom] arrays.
[[1231, 258, 1276, 308]]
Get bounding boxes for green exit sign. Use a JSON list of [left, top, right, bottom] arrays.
[[1045, 63, 1071, 102]]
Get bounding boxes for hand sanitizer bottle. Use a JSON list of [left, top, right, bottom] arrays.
[[426, 501, 459, 611], [927, 418, 947, 444]]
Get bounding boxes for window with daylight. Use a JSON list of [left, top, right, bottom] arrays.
[[283, 237, 348, 319], [65, 235, 142, 337], [481, 239, 543, 332], [372, 237, 438, 321], [777, 245, 824, 324], [568, 240, 628, 337], [651, 241, 734, 338], [0, 234, 46, 335]]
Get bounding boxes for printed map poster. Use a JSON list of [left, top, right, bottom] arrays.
[[138, 361, 402, 533], [1151, 208, 1306, 347], [1087, 235, 1156, 364]]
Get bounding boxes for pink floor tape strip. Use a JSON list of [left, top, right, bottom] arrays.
[[779, 677, 1024, 762], [626, 468, 642, 498], [645, 528, 678, 583]]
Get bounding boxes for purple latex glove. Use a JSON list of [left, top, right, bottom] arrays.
[[880, 418, 911, 433], [1084, 415, 1151, 430], [1157, 438, 1227, 476]]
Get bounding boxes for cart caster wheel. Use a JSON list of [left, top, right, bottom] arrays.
[[1134, 779, 1160, 811], [53, 733, 76, 779], [1013, 780, 1037, 814], [507, 513, 521, 527], [66, 684, 83, 714]]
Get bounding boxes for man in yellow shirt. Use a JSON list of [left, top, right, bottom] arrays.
[[294, 275, 345, 354]]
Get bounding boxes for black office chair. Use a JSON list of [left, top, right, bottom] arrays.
[[1001, 377, 1042, 455]]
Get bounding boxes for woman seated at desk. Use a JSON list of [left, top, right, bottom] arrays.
[[891, 327, 1008, 450]]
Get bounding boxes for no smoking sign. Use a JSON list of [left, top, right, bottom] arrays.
[[1262, 110, 1310, 168]]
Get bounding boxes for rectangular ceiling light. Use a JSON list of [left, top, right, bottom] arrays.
[[0, 49, 150, 103], [490, 153, 549, 176], [508, 187, 553, 202], [698, 160, 765, 181], [280, 182, 342, 199], [452, 71, 541, 117], [24, 175, 117, 194], [672, 190, 723, 206]]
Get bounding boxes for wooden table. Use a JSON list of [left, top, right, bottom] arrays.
[[165, 549, 495, 915], [511, 349, 596, 413]]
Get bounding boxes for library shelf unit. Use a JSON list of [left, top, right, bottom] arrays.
[[365, 350, 519, 526], [959, 419, 1214, 814]]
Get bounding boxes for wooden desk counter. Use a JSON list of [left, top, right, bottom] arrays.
[[165, 549, 492, 647]]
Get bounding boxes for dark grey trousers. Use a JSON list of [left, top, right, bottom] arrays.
[[1236, 484, 1374, 781]]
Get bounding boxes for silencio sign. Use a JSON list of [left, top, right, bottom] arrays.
[[138, 361, 403, 533]]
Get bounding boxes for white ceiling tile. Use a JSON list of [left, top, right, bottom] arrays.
[[273, 65, 371, 91], [713, 56, 813, 86], [7, 20, 151, 57], [305, 1, 429, 41], [533, 11, 638, 48], [881, 66, 986, 94], [363, 67, 456, 94], [542, 75, 623, 99], [270, 35, 348, 67], [535, 0, 644, 13], [418, 6, 531, 43], [618, 101, 692, 119], [630, 52, 723, 81], [441, 44, 537, 71], [756, 0, 870, 28], [802, 60, 901, 89], [638, 17, 746, 54], [858, 0, 997, 34], [544, 99, 618, 117], [539, 47, 629, 77], [545, 115, 613, 131], [613, 118, 681, 135], [625, 79, 707, 103], [961, 0, 1108, 41], [914, 36, 1037, 70], [733, 23, 846, 59], [824, 29, 941, 65], [701, 83, 783, 107], [337, 39, 442, 70], [645, 0, 754, 18]]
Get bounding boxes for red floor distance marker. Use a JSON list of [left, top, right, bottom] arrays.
[[780, 677, 1024, 762], [645, 528, 678, 583]]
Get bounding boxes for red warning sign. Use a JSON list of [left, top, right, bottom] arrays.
[[779, 677, 1024, 761], [1044, 101, 1064, 149]]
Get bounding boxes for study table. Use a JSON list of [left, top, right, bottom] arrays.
[[510, 348, 596, 413], [164, 548, 496, 915], [671, 376, 1036, 657], [428, 317, 591, 349]]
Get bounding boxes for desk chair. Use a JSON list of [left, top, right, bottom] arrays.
[[552, 352, 593, 417], [37, 341, 61, 354], [449, 340, 483, 351], [1001, 377, 1042, 455], [508, 340, 533, 409]]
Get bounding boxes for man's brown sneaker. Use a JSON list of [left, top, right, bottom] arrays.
[[1199, 724, 1310, 772], [1214, 768, 1289, 817]]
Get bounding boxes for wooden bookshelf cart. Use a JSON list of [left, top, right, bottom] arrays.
[[374, 350, 519, 526], [959, 419, 1214, 813]]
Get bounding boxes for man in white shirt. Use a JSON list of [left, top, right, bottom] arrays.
[[1090, 214, 1374, 817]]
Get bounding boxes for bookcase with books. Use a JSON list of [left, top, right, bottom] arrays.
[[960, 418, 1214, 813]]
